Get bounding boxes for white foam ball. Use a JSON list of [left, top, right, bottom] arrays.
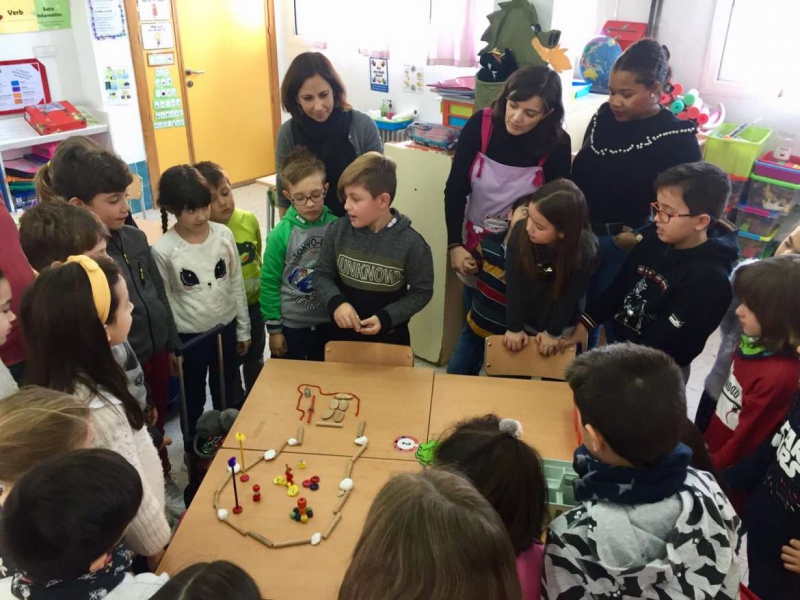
[[339, 477, 354, 492], [499, 418, 523, 438], [311, 533, 322, 546], [264, 449, 277, 461], [217, 509, 228, 521], [287, 437, 299, 446], [354, 436, 368, 446]]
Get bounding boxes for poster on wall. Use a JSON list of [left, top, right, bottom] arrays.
[[137, 0, 171, 21], [403, 65, 424, 94], [89, 0, 126, 40], [104, 66, 132, 105], [151, 67, 184, 129], [141, 22, 174, 50], [369, 57, 388, 93], [0, 59, 51, 115], [0, 0, 71, 34]]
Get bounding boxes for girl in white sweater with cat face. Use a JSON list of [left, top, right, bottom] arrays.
[[19, 255, 171, 566]]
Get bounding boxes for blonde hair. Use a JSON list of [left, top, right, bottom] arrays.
[[337, 151, 397, 204], [338, 469, 522, 600], [0, 386, 91, 486]]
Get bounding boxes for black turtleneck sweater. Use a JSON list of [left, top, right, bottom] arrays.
[[444, 110, 572, 246], [572, 103, 702, 227]]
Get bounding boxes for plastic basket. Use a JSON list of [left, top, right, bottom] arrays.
[[736, 227, 780, 259], [754, 152, 800, 185], [704, 124, 772, 178], [747, 173, 800, 216], [735, 205, 783, 237]]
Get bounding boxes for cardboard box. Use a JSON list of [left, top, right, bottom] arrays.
[[24, 101, 87, 136]]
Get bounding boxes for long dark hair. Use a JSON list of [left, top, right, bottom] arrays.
[[435, 414, 549, 556], [157, 165, 212, 233], [511, 179, 597, 296], [151, 561, 260, 600], [20, 257, 144, 430], [492, 66, 566, 154], [280, 52, 350, 119]]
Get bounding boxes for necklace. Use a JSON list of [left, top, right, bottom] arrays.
[[588, 113, 696, 156]]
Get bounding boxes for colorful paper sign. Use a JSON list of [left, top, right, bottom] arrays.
[[0, 59, 50, 115], [370, 57, 388, 93], [141, 21, 174, 50], [89, 0, 126, 40], [0, 0, 71, 33]]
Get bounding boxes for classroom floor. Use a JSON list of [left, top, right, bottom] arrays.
[[160, 181, 722, 521]]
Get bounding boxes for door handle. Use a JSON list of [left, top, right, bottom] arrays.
[[185, 69, 205, 75]]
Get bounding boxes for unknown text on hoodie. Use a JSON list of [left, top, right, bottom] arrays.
[[581, 222, 737, 367], [313, 209, 434, 338]]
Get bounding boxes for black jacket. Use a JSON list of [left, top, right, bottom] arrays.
[[107, 226, 180, 363], [582, 222, 738, 366]]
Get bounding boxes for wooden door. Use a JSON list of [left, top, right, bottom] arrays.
[[173, 0, 277, 183]]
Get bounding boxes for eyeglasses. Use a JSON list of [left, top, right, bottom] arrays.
[[291, 190, 325, 206], [650, 202, 697, 223]]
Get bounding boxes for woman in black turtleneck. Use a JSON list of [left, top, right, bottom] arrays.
[[275, 53, 382, 218], [571, 40, 702, 347]]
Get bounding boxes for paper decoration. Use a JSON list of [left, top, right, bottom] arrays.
[[0, 59, 50, 115], [137, 0, 171, 21], [89, 0, 126, 39], [403, 65, 424, 94], [104, 66, 132, 105], [141, 21, 174, 50], [369, 57, 388, 93], [151, 68, 184, 129], [0, 0, 71, 33]]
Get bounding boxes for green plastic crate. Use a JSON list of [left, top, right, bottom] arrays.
[[705, 124, 772, 178], [543, 458, 578, 520]]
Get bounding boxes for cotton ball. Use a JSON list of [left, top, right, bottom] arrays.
[[499, 418, 523, 438], [217, 509, 228, 521], [264, 449, 277, 461], [339, 477, 354, 492], [354, 435, 368, 446], [311, 532, 322, 546], [287, 437, 299, 446]]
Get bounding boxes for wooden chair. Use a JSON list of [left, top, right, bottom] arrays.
[[324, 341, 414, 368], [484, 335, 576, 380]]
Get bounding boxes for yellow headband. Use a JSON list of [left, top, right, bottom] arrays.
[[65, 255, 111, 323]]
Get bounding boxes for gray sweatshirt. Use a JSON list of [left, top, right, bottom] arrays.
[[313, 210, 434, 333]]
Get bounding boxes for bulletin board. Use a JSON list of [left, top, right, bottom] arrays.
[[0, 59, 51, 116]]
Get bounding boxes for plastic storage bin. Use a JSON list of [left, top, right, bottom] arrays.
[[754, 152, 800, 185], [737, 227, 780, 259], [735, 205, 782, 237], [543, 458, 578, 519], [747, 174, 800, 216], [727, 175, 749, 213], [704, 124, 773, 178]]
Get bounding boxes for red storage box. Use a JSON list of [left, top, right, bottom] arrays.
[[754, 152, 800, 185], [24, 101, 87, 136]]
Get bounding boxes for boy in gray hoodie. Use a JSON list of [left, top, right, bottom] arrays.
[[314, 152, 433, 346], [544, 343, 742, 600]]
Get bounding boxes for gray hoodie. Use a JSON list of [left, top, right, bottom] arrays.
[[543, 468, 742, 599], [313, 209, 434, 334]]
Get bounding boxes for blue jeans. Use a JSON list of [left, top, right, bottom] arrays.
[[276, 325, 328, 362], [447, 325, 486, 375], [586, 234, 631, 348]]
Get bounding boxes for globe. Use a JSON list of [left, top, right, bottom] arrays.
[[579, 36, 623, 94]]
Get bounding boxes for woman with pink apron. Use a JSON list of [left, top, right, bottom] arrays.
[[444, 67, 572, 374]]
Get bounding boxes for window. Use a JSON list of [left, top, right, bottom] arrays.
[[702, 0, 800, 98]]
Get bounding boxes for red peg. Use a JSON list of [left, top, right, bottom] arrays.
[[253, 484, 261, 502]]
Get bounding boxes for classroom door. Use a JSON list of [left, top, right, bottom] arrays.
[[174, 0, 276, 184]]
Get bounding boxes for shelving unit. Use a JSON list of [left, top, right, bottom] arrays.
[[0, 107, 110, 213]]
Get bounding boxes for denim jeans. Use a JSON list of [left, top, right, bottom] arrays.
[[586, 234, 632, 348], [447, 325, 486, 376]]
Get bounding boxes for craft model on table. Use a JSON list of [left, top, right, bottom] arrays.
[[213, 384, 369, 550]]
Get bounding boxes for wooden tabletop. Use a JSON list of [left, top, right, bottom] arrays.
[[428, 374, 579, 461], [224, 359, 434, 462], [158, 449, 419, 599]]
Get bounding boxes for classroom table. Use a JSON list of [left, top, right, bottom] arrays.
[[223, 359, 435, 462], [428, 374, 579, 461], [157, 449, 420, 599]]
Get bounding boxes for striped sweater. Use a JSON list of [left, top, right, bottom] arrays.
[[467, 236, 508, 337]]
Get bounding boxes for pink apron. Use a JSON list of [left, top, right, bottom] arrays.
[[463, 108, 547, 254]]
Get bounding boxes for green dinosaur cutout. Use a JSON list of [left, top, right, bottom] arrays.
[[478, 0, 561, 68]]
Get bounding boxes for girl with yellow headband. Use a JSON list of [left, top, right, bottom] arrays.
[[19, 255, 171, 567]]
